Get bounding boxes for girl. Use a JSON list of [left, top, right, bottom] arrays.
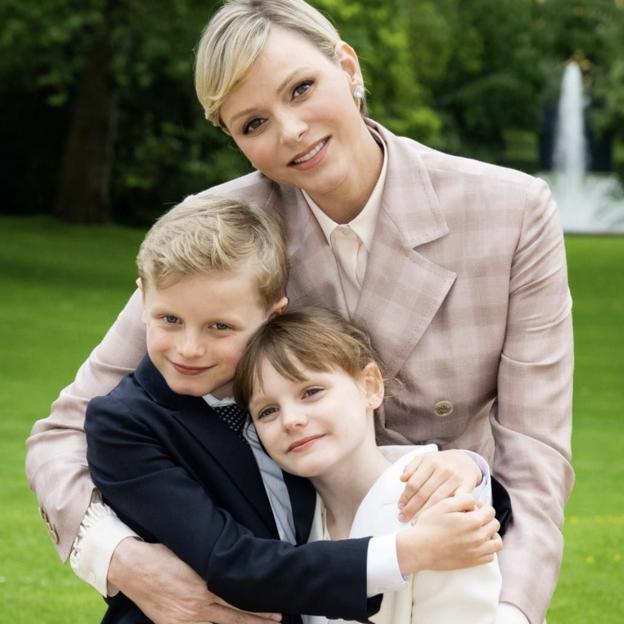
[[234, 306, 501, 624]]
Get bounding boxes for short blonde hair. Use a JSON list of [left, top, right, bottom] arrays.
[[137, 195, 288, 308], [234, 307, 381, 407], [195, 0, 364, 128]]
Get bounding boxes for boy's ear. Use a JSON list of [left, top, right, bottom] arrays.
[[361, 362, 384, 410], [136, 277, 148, 324], [136, 277, 143, 293], [269, 296, 288, 319]]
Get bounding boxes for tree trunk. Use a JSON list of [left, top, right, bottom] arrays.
[[54, 15, 119, 224]]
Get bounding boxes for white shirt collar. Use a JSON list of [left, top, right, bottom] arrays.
[[203, 393, 236, 407], [302, 128, 387, 252]]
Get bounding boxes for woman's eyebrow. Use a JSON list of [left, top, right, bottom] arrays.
[[227, 66, 313, 126]]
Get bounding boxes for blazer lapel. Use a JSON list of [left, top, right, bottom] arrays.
[[172, 404, 279, 536], [136, 358, 278, 536], [354, 123, 457, 380], [273, 185, 349, 317], [282, 471, 317, 544]]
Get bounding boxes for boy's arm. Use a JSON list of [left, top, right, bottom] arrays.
[[85, 394, 377, 620]]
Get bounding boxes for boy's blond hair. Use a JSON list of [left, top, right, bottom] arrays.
[[195, 0, 365, 128], [137, 195, 288, 308], [234, 307, 381, 407]]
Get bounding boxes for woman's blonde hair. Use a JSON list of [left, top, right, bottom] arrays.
[[233, 307, 381, 407], [195, 0, 365, 127], [137, 195, 288, 308]]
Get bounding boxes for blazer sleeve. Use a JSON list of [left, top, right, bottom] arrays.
[[85, 396, 377, 621], [492, 178, 575, 624], [25, 290, 146, 560]]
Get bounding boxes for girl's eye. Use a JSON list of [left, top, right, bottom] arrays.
[[257, 406, 278, 420], [243, 117, 264, 134], [302, 386, 323, 399], [293, 80, 313, 98], [163, 314, 181, 324]]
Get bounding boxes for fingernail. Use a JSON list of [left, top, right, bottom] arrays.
[[398, 501, 405, 509], [398, 512, 406, 521]]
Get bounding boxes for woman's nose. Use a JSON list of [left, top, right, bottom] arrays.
[[279, 112, 308, 146]]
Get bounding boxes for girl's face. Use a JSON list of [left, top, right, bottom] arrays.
[[248, 358, 383, 478], [219, 26, 372, 206]]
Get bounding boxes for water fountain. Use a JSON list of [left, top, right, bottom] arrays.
[[547, 61, 624, 233]]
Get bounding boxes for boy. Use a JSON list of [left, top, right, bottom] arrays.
[[85, 196, 502, 624]]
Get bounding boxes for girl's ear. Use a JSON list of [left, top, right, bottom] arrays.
[[361, 362, 384, 410]]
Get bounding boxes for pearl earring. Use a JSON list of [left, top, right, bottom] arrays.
[[353, 84, 365, 101]]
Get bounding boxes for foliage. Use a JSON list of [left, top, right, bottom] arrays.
[[2, 0, 624, 222]]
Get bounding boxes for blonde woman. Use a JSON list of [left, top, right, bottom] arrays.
[[27, 2, 573, 624]]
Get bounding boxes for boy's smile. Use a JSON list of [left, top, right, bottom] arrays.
[[140, 267, 286, 398]]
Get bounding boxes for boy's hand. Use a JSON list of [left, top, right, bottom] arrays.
[[398, 450, 482, 521], [109, 538, 282, 624], [396, 494, 501, 574]]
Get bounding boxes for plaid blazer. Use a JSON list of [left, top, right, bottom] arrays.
[[27, 120, 573, 624]]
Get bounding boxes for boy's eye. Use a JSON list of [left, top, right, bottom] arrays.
[[293, 80, 313, 98], [212, 322, 231, 331], [162, 314, 181, 324], [243, 117, 264, 134], [257, 406, 278, 420]]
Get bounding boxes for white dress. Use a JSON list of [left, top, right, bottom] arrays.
[[308, 446, 501, 624]]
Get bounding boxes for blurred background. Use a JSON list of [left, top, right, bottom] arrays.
[[1, 0, 623, 622]]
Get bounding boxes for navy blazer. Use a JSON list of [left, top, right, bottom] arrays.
[[86, 356, 379, 624]]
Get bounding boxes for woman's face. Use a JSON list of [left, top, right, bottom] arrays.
[[248, 359, 382, 479], [219, 26, 370, 203]]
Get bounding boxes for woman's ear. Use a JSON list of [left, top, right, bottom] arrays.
[[334, 40, 363, 87], [361, 362, 384, 410]]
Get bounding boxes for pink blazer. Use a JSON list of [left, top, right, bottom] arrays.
[[26, 120, 573, 624]]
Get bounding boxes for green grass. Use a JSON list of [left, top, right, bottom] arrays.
[[1, 217, 622, 622]]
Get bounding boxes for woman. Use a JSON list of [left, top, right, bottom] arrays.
[[234, 306, 503, 624], [26, 2, 574, 624]]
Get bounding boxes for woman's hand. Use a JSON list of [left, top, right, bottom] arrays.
[[396, 494, 502, 574], [398, 450, 482, 521], [108, 538, 282, 624]]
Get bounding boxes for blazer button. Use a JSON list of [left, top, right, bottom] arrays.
[[433, 400, 454, 417]]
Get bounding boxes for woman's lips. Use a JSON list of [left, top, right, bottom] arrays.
[[171, 362, 210, 376], [289, 137, 330, 170], [287, 434, 325, 453]]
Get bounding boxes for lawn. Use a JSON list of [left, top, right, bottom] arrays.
[[0, 217, 622, 623]]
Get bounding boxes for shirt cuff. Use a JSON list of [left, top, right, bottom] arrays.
[[497, 602, 531, 624], [69, 492, 140, 596], [463, 450, 492, 504], [366, 533, 408, 597]]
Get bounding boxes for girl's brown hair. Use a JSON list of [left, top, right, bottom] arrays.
[[234, 307, 381, 407]]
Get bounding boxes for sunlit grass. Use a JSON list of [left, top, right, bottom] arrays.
[[1, 218, 622, 622]]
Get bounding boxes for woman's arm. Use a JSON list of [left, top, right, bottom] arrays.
[[493, 178, 574, 624], [25, 289, 146, 559]]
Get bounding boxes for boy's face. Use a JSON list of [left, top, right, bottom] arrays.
[[248, 359, 383, 478], [141, 267, 286, 398]]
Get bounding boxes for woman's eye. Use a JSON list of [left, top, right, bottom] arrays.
[[293, 80, 313, 98], [243, 117, 264, 134]]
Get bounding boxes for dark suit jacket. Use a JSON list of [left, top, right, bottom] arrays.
[[86, 356, 378, 624]]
